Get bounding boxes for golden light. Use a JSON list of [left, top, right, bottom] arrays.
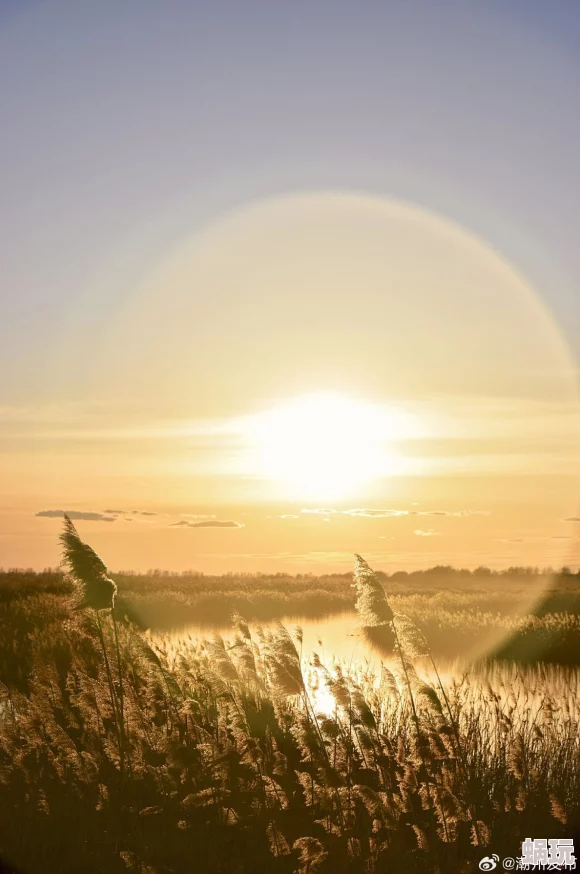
[[243, 393, 411, 500]]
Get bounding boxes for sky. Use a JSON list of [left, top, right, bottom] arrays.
[[1, 0, 580, 573]]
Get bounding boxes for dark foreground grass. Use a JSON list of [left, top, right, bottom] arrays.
[[0, 530, 579, 874], [1, 594, 579, 874]]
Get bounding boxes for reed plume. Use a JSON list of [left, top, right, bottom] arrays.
[[60, 515, 128, 783], [352, 554, 393, 626], [60, 514, 117, 610]]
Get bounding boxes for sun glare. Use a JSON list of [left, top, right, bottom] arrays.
[[244, 394, 408, 500]]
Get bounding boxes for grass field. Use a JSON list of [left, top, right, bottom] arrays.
[[0, 526, 579, 873], [2, 564, 580, 664]]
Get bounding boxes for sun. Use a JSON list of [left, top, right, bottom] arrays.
[[243, 393, 408, 500]]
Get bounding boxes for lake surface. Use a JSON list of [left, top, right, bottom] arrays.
[[154, 610, 580, 706], [161, 611, 385, 666]]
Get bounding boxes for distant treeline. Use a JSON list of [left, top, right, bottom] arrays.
[[1, 563, 578, 591]]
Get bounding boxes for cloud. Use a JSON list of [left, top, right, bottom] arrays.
[[343, 508, 408, 518], [301, 509, 339, 515], [105, 508, 157, 516], [280, 514, 299, 519], [409, 510, 491, 517], [302, 507, 407, 518], [413, 529, 441, 537], [181, 514, 217, 520], [36, 510, 116, 522], [494, 535, 560, 544], [170, 519, 245, 529], [301, 507, 489, 518]]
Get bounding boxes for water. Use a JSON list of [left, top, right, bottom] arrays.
[[161, 611, 379, 666], [155, 610, 580, 706]]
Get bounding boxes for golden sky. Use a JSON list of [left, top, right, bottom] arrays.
[[1, 194, 579, 572]]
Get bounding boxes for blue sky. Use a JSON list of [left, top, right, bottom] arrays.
[[1, 0, 580, 407], [1, 1, 580, 572]]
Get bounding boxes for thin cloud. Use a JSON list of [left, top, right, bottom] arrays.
[[409, 510, 491, 517], [301, 508, 339, 515], [171, 519, 245, 529], [36, 510, 116, 522], [301, 507, 489, 518], [280, 514, 299, 519], [343, 508, 408, 518], [301, 508, 405, 518], [413, 529, 441, 537], [106, 509, 158, 516]]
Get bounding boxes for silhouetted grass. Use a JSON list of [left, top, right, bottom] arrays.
[[0, 532, 578, 873]]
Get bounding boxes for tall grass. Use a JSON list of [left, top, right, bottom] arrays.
[[0, 523, 578, 873]]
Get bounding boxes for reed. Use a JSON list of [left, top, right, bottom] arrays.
[[0, 526, 577, 873]]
